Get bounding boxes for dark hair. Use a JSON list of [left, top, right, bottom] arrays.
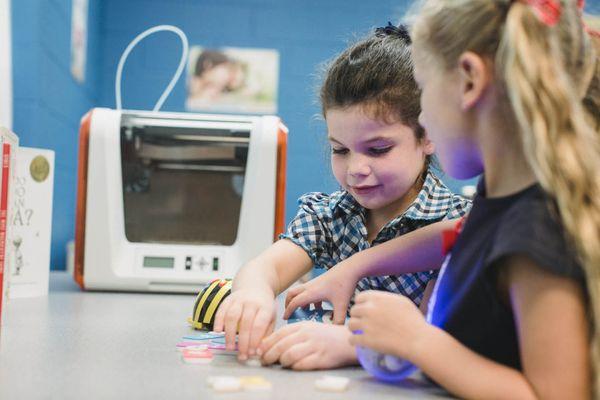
[[194, 50, 230, 77], [320, 24, 425, 145]]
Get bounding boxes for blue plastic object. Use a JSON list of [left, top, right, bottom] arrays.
[[287, 307, 333, 324], [353, 330, 417, 382]]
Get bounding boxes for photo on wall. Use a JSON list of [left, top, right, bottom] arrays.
[[70, 0, 88, 83], [186, 46, 279, 114]]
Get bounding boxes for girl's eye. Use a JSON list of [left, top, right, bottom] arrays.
[[331, 147, 348, 155], [368, 146, 392, 156]]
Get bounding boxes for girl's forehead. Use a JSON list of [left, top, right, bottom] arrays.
[[327, 107, 390, 132], [327, 105, 399, 125], [327, 109, 414, 144]]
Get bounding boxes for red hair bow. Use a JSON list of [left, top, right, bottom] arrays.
[[523, 0, 562, 26], [519, 0, 599, 37]]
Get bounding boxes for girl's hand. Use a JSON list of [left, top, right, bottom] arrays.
[[213, 289, 276, 361], [348, 291, 430, 360], [258, 322, 357, 370], [283, 265, 358, 325]]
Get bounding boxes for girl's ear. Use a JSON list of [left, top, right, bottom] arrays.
[[421, 135, 435, 155], [457, 52, 492, 111]]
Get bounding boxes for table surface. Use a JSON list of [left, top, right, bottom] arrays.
[[0, 272, 452, 399]]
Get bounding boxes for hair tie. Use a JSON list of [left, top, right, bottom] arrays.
[[511, 0, 599, 36], [513, 0, 562, 26], [375, 22, 412, 44]]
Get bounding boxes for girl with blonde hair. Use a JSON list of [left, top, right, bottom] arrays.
[[285, 0, 600, 397]]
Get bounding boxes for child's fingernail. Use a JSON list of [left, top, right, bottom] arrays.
[[239, 354, 247, 361], [249, 349, 255, 356], [256, 348, 263, 356]]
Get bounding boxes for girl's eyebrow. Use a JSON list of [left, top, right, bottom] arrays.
[[363, 136, 394, 144], [328, 136, 394, 145]]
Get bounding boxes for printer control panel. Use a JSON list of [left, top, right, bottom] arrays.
[[136, 250, 226, 279], [184, 255, 220, 271]]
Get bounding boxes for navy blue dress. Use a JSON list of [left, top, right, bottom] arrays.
[[428, 179, 586, 370]]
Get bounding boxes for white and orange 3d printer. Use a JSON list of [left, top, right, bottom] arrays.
[[74, 108, 287, 293]]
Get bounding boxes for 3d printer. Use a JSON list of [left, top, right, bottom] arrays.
[[74, 108, 287, 293]]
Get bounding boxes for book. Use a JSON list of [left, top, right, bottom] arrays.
[[0, 126, 18, 331], [8, 147, 54, 298]]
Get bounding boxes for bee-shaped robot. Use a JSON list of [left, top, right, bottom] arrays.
[[188, 278, 232, 330]]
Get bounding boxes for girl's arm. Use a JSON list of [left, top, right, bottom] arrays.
[[230, 239, 314, 296], [502, 255, 590, 399], [349, 255, 590, 399], [284, 218, 459, 323], [213, 239, 313, 360]]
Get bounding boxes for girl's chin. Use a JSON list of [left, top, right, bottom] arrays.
[[354, 196, 386, 210]]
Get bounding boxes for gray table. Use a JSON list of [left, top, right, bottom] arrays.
[[0, 272, 452, 399]]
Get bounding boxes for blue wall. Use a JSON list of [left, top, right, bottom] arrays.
[[12, 0, 474, 270], [12, 0, 102, 270], [97, 0, 425, 222]]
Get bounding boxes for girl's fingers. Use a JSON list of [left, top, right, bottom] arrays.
[[279, 341, 314, 368], [260, 329, 303, 365], [283, 291, 313, 319], [236, 304, 258, 359], [248, 308, 274, 356], [347, 316, 363, 332], [354, 290, 376, 304], [212, 296, 231, 332], [349, 303, 368, 318], [291, 352, 321, 370], [258, 324, 298, 357], [348, 329, 365, 347], [224, 303, 243, 350], [284, 285, 304, 309], [266, 320, 275, 336], [332, 299, 350, 324]]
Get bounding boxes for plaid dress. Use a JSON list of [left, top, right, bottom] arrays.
[[281, 170, 471, 307]]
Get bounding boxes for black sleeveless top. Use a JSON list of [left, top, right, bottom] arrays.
[[428, 179, 586, 370]]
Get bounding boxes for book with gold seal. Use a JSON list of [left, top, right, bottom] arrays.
[[8, 147, 54, 298]]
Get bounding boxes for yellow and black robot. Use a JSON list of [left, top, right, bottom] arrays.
[[188, 278, 232, 330]]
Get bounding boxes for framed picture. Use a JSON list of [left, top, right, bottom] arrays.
[[186, 46, 279, 114], [70, 0, 88, 83]]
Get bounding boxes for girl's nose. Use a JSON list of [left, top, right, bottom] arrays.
[[347, 155, 371, 177]]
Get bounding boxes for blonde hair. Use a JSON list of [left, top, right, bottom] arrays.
[[412, 0, 600, 394]]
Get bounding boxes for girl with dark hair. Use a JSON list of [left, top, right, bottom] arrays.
[[287, 1, 600, 397], [213, 24, 470, 370]]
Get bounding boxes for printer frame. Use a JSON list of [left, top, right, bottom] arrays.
[[74, 108, 287, 293]]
